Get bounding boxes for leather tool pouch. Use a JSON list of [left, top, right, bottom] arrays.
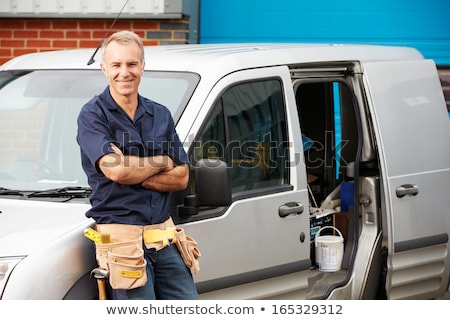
[[175, 228, 201, 274], [95, 224, 147, 290]]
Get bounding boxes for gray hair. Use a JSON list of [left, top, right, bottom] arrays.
[[101, 30, 145, 64]]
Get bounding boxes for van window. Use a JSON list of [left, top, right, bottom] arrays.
[[190, 78, 289, 195], [0, 70, 198, 192], [295, 81, 358, 204]]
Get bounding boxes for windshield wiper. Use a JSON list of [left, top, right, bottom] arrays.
[[26, 186, 92, 199], [0, 187, 26, 196]]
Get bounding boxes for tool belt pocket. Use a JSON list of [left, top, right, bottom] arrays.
[[95, 238, 147, 290], [108, 246, 147, 290], [175, 228, 201, 275]]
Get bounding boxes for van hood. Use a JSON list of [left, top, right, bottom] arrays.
[[0, 198, 93, 257]]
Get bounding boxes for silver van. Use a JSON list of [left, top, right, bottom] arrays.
[[0, 43, 449, 299]]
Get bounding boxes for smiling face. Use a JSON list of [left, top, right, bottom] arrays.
[[101, 40, 144, 100]]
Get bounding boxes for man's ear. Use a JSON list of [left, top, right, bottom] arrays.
[[100, 63, 107, 76]]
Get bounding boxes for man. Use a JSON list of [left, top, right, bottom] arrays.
[[77, 30, 198, 300]]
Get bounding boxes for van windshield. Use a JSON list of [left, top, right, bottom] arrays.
[[0, 70, 199, 193]]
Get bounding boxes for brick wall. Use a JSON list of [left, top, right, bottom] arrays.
[[0, 17, 190, 65]]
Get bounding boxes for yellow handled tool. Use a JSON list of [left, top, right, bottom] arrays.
[[84, 228, 112, 300], [84, 227, 112, 244]]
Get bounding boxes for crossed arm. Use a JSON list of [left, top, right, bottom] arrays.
[[98, 143, 189, 192]]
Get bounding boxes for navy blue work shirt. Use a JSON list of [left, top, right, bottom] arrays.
[[76, 86, 188, 225]]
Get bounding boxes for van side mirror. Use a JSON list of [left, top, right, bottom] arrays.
[[178, 159, 232, 217]]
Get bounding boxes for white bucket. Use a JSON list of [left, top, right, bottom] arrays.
[[315, 226, 344, 272]]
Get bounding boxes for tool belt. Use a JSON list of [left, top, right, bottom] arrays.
[[92, 217, 200, 290]]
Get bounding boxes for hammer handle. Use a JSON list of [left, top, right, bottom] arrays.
[[97, 279, 108, 300]]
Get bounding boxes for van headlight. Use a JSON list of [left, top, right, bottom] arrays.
[[0, 257, 24, 298]]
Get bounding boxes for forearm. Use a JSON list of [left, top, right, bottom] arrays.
[[99, 152, 173, 185], [141, 164, 189, 192]]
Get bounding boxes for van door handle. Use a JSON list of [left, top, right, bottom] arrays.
[[278, 202, 304, 217], [396, 184, 419, 198]]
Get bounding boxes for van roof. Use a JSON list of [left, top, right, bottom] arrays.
[[1, 43, 424, 74]]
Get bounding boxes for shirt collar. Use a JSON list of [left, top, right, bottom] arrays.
[[101, 86, 154, 117]]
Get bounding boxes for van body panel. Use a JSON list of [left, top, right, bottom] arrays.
[[1, 44, 423, 74], [0, 200, 96, 299], [0, 199, 92, 256], [180, 67, 311, 298], [362, 59, 450, 299], [0, 44, 448, 299]]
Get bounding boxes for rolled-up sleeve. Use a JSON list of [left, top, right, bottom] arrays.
[[77, 98, 113, 173]]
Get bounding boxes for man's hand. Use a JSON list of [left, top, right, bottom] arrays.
[[141, 164, 189, 192], [109, 142, 123, 156]]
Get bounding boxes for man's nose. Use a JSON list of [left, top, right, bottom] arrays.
[[119, 65, 130, 76]]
